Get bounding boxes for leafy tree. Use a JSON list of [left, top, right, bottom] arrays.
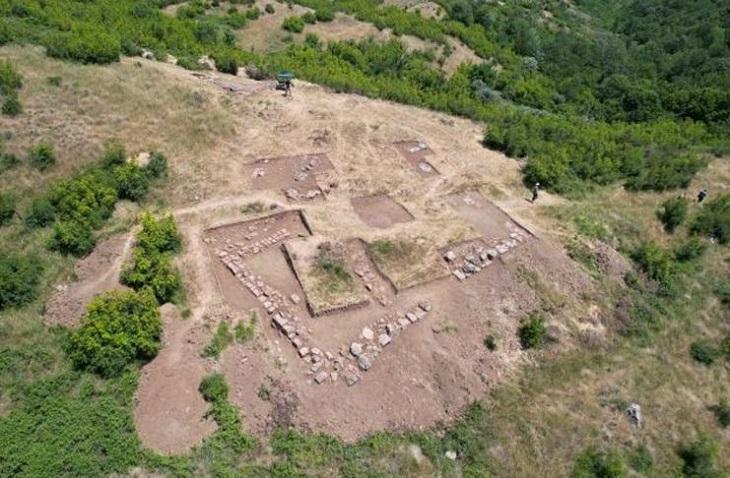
[[136, 213, 182, 255], [657, 197, 688, 233], [46, 26, 121, 64], [121, 248, 181, 304], [0, 253, 43, 310], [68, 289, 162, 377], [113, 163, 150, 201], [48, 220, 96, 256]]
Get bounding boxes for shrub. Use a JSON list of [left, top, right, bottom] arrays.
[[483, 334, 497, 351], [200, 373, 229, 402], [48, 220, 96, 256], [691, 194, 729, 244], [571, 448, 627, 478], [102, 140, 126, 168], [121, 249, 182, 304], [674, 237, 707, 262], [301, 12, 317, 24], [305, 33, 320, 48], [518, 314, 546, 349], [213, 53, 239, 74], [0, 192, 16, 225], [678, 435, 722, 478], [113, 163, 150, 201], [204, 321, 234, 359], [265, 3, 275, 14], [690, 340, 718, 366], [68, 289, 162, 377], [0, 59, 22, 95], [0, 152, 19, 173], [657, 196, 688, 233], [282, 16, 305, 33], [631, 242, 676, 295], [1, 94, 21, 116], [245, 7, 261, 20], [315, 7, 335, 22], [25, 197, 57, 228], [137, 213, 182, 255], [719, 334, 730, 362], [48, 169, 118, 228], [46, 27, 121, 64], [28, 143, 56, 171], [145, 152, 168, 179], [710, 400, 730, 428], [234, 312, 257, 343], [0, 253, 43, 310]]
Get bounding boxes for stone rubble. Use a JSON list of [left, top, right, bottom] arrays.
[[445, 227, 530, 281]]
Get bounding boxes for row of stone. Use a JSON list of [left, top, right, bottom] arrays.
[[445, 230, 529, 281], [216, 227, 291, 258]]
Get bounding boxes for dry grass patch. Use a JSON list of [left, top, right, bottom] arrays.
[[367, 237, 448, 290]]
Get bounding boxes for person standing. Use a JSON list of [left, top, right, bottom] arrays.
[[531, 182, 540, 203], [697, 188, 708, 203]]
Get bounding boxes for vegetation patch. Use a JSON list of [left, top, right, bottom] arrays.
[[0, 253, 43, 311], [518, 314, 546, 349]]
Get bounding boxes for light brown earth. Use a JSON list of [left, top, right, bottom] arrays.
[[44, 232, 135, 327], [351, 194, 415, 229], [3, 47, 598, 451]]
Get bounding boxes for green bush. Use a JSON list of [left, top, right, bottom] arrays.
[[0, 59, 22, 95], [571, 448, 627, 478], [136, 213, 182, 255], [518, 314, 546, 349], [101, 140, 126, 168], [199, 373, 229, 402], [265, 3, 275, 13], [28, 143, 56, 171], [121, 249, 181, 304], [674, 237, 707, 262], [144, 152, 168, 179], [678, 435, 722, 478], [204, 321, 234, 359], [48, 220, 96, 256], [483, 334, 497, 351], [0, 192, 16, 225], [113, 163, 150, 201], [301, 12, 316, 24], [245, 7, 261, 20], [25, 197, 57, 228], [690, 340, 718, 366], [282, 16, 305, 33], [0, 152, 19, 173], [719, 335, 730, 362], [46, 26, 121, 64], [1, 94, 21, 116], [657, 196, 688, 233], [305, 32, 320, 48], [0, 253, 43, 310], [691, 194, 729, 244], [710, 400, 730, 428], [68, 289, 162, 377], [49, 169, 118, 227], [315, 7, 335, 22], [631, 242, 676, 295], [213, 52, 239, 74]]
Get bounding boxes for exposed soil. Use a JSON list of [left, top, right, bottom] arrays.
[[44, 233, 134, 327], [394, 140, 440, 177], [248, 153, 334, 202], [351, 194, 415, 229], [134, 305, 217, 454]]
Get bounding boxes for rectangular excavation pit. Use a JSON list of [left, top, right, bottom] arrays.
[[446, 191, 533, 247], [393, 140, 439, 177], [248, 153, 334, 202], [204, 210, 313, 317], [351, 194, 415, 229], [283, 236, 370, 317], [365, 237, 450, 292]]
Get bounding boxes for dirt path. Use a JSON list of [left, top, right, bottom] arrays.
[[44, 232, 135, 327]]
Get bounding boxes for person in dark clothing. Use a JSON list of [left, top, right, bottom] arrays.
[[284, 79, 293, 97], [697, 188, 708, 203], [531, 182, 540, 202]]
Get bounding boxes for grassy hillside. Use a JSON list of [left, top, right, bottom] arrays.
[[0, 0, 729, 477]]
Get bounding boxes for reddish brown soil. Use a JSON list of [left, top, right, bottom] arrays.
[[351, 194, 415, 229], [44, 233, 134, 327], [134, 305, 217, 454], [447, 191, 534, 242], [394, 140, 439, 177], [248, 153, 334, 201], [220, 239, 593, 441]]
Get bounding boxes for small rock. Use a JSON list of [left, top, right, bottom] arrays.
[[378, 334, 392, 347], [444, 250, 457, 262], [290, 294, 301, 305], [298, 347, 310, 357], [406, 312, 418, 323], [362, 327, 375, 341], [314, 371, 329, 384], [358, 354, 373, 371], [350, 342, 363, 357], [445, 451, 457, 460], [452, 269, 466, 281]]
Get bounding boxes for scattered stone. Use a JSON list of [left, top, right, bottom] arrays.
[[298, 347, 310, 357], [350, 342, 363, 357], [485, 248, 498, 260], [445, 451, 457, 461], [418, 302, 432, 312], [444, 250, 457, 262], [357, 354, 373, 371], [378, 334, 392, 347], [330, 371, 338, 382], [345, 373, 360, 386], [398, 318, 410, 328], [290, 294, 301, 305], [452, 269, 466, 281], [311, 347, 321, 356], [362, 327, 374, 341], [406, 312, 418, 323], [314, 371, 329, 384]]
